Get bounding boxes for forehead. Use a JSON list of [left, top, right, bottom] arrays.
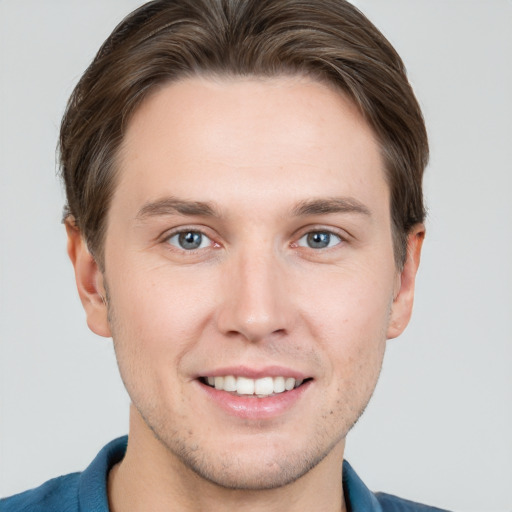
[[113, 75, 387, 216]]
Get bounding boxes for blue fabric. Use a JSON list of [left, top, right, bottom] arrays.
[[2, 436, 450, 511], [2, 437, 126, 512]]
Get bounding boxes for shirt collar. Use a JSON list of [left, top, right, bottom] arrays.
[[78, 436, 382, 512], [343, 460, 383, 512], [79, 436, 127, 512]]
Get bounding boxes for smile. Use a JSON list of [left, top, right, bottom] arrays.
[[201, 375, 307, 398]]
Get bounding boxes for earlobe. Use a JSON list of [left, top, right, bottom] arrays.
[[387, 224, 425, 340], [65, 219, 111, 338]]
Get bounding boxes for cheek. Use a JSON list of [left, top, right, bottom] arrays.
[[110, 262, 216, 343], [105, 261, 219, 404], [297, 262, 395, 337], [294, 263, 393, 380]]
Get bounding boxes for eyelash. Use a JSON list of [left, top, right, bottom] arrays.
[[161, 226, 347, 254], [164, 228, 216, 252], [298, 231, 342, 249]]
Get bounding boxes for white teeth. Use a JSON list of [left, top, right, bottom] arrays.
[[285, 377, 295, 391], [214, 376, 224, 390], [254, 377, 274, 395], [273, 376, 285, 393], [205, 375, 305, 397], [236, 376, 255, 395], [223, 375, 237, 392]]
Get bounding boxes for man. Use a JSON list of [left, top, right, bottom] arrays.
[[2, 1, 449, 510]]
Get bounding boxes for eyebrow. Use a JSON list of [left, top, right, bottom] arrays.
[[135, 196, 371, 221], [291, 197, 371, 217], [136, 197, 220, 220]]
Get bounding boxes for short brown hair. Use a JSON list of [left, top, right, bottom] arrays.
[[60, 0, 428, 268]]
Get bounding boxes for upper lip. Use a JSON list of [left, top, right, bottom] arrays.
[[196, 365, 310, 380]]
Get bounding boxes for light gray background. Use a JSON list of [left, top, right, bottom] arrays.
[[1, 1, 511, 510]]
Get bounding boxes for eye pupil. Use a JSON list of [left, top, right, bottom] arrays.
[[307, 232, 330, 249], [179, 231, 202, 250]]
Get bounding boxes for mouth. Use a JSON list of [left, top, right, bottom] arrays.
[[199, 375, 312, 398]]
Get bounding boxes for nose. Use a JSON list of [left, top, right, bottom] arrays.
[[216, 248, 293, 343]]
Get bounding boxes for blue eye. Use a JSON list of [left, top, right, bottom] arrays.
[[298, 231, 342, 249], [167, 231, 211, 250]]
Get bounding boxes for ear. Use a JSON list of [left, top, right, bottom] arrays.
[[387, 224, 425, 340], [65, 220, 111, 338]]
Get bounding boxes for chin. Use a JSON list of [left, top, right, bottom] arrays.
[[154, 425, 344, 491], [175, 446, 331, 490]]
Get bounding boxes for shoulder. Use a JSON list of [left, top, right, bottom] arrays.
[[375, 492, 451, 512], [1, 472, 80, 512], [342, 460, 451, 512], [1, 436, 127, 512]]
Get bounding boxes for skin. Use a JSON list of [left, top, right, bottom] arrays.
[[67, 75, 424, 512]]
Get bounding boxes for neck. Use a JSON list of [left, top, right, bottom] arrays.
[[108, 406, 347, 512]]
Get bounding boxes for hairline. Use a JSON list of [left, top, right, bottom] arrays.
[[89, 70, 406, 270]]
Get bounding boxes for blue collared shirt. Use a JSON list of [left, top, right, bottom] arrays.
[[1, 436, 450, 511]]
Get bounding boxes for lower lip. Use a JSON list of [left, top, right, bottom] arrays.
[[197, 380, 311, 420]]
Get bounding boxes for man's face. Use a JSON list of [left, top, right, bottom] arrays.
[[83, 76, 417, 489]]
